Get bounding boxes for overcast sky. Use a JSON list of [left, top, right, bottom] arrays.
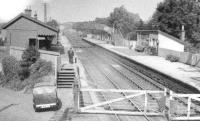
[[0, 0, 163, 23]]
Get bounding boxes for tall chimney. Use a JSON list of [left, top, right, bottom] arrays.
[[44, 2, 47, 23], [24, 6, 32, 17], [181, 25, 185, 41]]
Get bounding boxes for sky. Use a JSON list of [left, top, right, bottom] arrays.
[[0, 0, 163, 23]]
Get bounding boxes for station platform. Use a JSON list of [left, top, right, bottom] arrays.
[[83, 38, 200, 92]]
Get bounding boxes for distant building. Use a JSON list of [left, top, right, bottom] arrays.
[[1, 8, 59, 50], [136, 30, 185, 52]]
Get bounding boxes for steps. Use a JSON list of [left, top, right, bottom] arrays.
[[57, 66, 76, 88]]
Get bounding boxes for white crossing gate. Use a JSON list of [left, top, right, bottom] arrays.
[[74, 80, 167, 116], [169, 91, 200, 120]]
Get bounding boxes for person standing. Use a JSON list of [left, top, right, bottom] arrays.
[[68, 47, 74, 64]]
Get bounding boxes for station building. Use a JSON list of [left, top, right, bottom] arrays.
[[1, 8, 59, 50]]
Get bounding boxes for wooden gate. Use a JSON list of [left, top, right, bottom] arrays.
[[169, 91, 200, 120], [73, 80, 167, 116]]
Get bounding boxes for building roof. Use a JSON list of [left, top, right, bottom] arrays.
[[2, 13, 59, 33], [136, 30, 185, 45], [0, 23, 5, 30]]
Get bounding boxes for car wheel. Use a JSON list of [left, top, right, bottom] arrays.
[[54, 100, 59, 110], [33, 104, 39, 112]]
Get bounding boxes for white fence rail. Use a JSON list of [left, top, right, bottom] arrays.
[[73, 79, 167, 116], [169, 91, 200, 120]]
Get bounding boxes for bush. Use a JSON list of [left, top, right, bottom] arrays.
[[22, 74, 55, 93], [18, 60, 30, 80], [22, 46, 40, 65], [135, 45, 145, 52], [0, 72, 6, 85], [166, 54, 179, 62], [18, 46, 40, 80], [0, 38, 4, 46], [2, 56, 20, 81], [30, 59, 53, 79]]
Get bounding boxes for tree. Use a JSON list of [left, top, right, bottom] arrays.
[[148, 0, 200, 45], [47, 19, 59, 29], [107, 6, 141, 37], [95, 17, 109, 25], [22, 46, 40, 65], [19, 47, 40, 80]]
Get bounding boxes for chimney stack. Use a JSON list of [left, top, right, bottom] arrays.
[[24, 6, 32, 17], [181, 25, 185, 41], [34, 12, 37, 19]]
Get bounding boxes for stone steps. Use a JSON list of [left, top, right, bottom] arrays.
[[57, 66, 76, 88]]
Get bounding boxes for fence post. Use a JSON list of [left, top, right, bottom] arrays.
[[187, 97, 191, 119], [54, 56, 58, 87], [164, 88, 167, 116], [73, 77, 80, 112], [168, 91, 173, 121], [144, 91, 148, 114]]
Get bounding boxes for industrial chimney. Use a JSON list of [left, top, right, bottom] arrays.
[[24, 6, 32, 17], [181, 25, 185, 41]]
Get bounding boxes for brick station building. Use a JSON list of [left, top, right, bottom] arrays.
[[1, 8, 59, 50]]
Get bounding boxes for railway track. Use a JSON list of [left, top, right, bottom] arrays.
[[80, 49, 155, 121], [89, 46, 200, 116], [86, 39, 200, 114], [65, 32, 200, 119]]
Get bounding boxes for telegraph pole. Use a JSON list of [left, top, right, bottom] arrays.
[[44, 2, 47, 23]]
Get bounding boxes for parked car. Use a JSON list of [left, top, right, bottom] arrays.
[[33, 81, 59, 112]]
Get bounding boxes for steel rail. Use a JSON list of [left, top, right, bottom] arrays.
[[80, 59, 122, 121], [68, 35, 200, 118], [87, 48, 153, 121], [92, 47, 200, 114]]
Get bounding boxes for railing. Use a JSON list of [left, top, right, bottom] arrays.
[[169, 91, 200, 120]]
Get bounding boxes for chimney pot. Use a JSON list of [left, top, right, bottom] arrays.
[[34, 12, 37, 19], [24, 7, 32, 17]]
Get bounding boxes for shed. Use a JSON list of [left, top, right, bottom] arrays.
[[136, 30, 185, 52], [1, 9, 59, 50]]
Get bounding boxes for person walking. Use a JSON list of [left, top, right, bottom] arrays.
[[68, 47, 74, 64]]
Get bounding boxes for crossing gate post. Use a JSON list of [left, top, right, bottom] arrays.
[[168, 91, 173, 121], [73, 77, 80, 112], [144, 90, 148, 114], [187, 97, 191, 118], [164, 88, 168, 117]]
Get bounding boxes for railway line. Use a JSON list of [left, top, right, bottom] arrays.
[[65, 31, 200, 120], [80, 48, 157, 121]]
